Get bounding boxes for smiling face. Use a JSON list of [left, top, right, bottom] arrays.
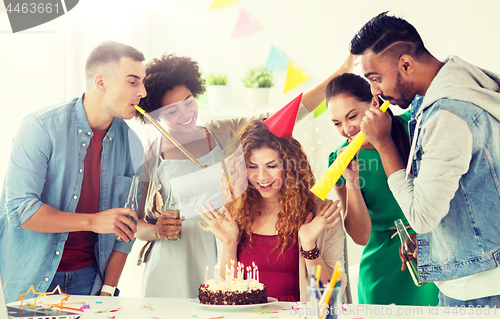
[[103, 57, 147, 120], [158, 84, 198, 134], [361, 51, 416, 109], [327, 94, 376, 147], [246, 147, 284, 202]]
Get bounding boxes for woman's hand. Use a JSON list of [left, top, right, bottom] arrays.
[[298, 199, 342, 250], [337, 147, 360, 186], [197, 203, 239, 245], [338, 53, 359, 75], [156, 210, 183, 239]]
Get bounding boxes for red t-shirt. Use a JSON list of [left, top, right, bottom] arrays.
[[57, 128, 107, 271], [238, 233, 300, 302]]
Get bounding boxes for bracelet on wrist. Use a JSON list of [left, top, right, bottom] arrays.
[[300, 244, 320, 260]]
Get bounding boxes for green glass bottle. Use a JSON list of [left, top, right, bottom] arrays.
[[115, 175, 139, 242], [394, 219, 425, 286]]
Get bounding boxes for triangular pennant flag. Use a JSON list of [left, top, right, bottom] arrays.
[[263, 93, 303, 139], [209, 0, 238, 10], [231, 9, 260, 38], [284, 62, 310, 93], [314, 100, 327, 118], [266, 45, 290, 72]]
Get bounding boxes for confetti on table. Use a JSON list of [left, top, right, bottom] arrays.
[[96, 301, 102, 304], [81, 304, 90, 309], [96, 308, 121, 314], [255, 309, 278, 314]]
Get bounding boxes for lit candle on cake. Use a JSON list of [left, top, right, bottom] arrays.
[[230, 259, 235, 282], [226, 264, 230, 289], [246, 266, 251, 289], [215, 264, 220, 284], [214, 264, 217, 283], [256, 265, 259, 283], [205, 266, 208, 286], [252, 262, 256, 280]]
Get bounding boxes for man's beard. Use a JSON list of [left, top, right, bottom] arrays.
[[382, 73, 415, 109]]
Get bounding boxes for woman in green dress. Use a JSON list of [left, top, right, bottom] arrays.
[[324, 73, 439, 306]]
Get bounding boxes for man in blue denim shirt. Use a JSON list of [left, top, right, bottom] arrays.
[[0, 41, 146, 302], [349, 12, 500, 307]]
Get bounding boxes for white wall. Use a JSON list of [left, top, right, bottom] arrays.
[[1, 0, 500, 299]]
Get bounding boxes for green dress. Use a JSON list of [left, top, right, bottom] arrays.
[[328, 111, 439, 306]]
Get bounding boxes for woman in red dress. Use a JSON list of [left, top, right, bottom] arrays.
[[198, 120, 346, 301]]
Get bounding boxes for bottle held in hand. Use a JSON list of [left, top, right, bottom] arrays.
[[116, 176, 139, 242], [394, 219, 425, 286], [164, 196, 181, 240]]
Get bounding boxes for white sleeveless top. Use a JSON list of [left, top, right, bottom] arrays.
[[142, 130, 223, 299]]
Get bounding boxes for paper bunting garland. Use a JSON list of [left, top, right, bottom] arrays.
[[266, 45, 290, 72], [231, 9, 260, 38], [209, 0, 238, 10], [284, 62, 310, 93], [314, 100, 327, 118]]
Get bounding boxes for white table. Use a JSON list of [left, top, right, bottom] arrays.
[[9, 296, 500, 319]]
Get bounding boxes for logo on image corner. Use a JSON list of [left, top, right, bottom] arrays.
[[4, 0, 79, 33]]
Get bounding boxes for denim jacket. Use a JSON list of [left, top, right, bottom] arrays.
[[0, 96, 142, 302], [409, 96, 500, 283]]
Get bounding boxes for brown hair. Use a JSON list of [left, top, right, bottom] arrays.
[[225, 120, 317, 256], [85, 41, 144, 87], [325, 73, 411, 163]]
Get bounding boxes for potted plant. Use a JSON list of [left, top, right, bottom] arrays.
[[242, 67, 273, 108], [206, 73, 231, 109]]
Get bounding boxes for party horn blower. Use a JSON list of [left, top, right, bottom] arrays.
[[134, 105, 207, 169], [310, 101, 390, 200]]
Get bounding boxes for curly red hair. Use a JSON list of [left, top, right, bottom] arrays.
[[224, 120, 317, 255]]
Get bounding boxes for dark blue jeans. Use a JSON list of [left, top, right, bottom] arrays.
[[439, 291, 500, 308], [48, 263, 98, 295]]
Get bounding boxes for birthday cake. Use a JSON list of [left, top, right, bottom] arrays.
[[198, 278, 267, 305]]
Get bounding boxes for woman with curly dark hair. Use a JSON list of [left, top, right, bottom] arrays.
[[197, 120, 346, 301], [135, 53, 355, 299]]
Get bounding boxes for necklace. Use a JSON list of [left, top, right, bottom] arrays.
[[258, 201, 279, 235]]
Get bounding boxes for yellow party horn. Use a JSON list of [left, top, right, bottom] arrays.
[[311, 101, 390, 200], [134, 104, 208, 169]]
